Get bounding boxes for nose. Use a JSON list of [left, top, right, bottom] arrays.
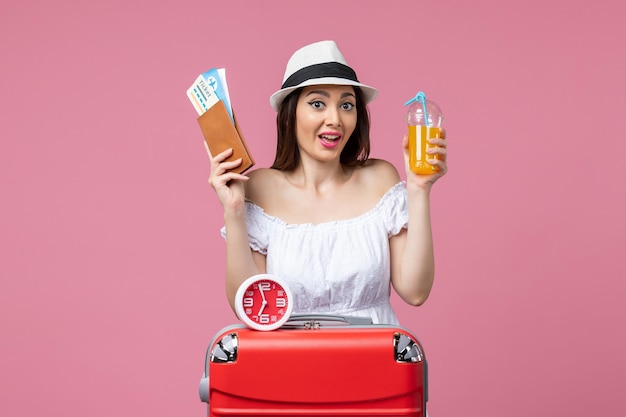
[[325, 106, 341, 127]]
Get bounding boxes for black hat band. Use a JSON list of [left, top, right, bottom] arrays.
[[281, 62, 359, 89]]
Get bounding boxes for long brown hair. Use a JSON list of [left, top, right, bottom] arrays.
[[271, 86, 371, 171]]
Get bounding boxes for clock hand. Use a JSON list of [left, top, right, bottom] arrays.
[[257, 300, 267, 316], [258, 284, 267, 303]]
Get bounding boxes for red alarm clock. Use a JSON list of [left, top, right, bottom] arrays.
[[234, 274, 294, 331]]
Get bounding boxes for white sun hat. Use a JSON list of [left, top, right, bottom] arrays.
[[269, 40, 379, 111]]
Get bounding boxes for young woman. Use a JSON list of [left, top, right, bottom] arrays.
[[208, 40, 447, 325]]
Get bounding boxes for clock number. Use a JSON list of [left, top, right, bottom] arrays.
[[258, 282, 271, 291], [275, 297, 286, 308], [243, 297, 254, 308], [259, 313, 270, 324]]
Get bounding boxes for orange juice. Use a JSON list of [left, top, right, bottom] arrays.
[[408, 125, 441, 174]]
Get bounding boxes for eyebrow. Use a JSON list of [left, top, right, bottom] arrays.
[[305, 90, 356, 99]]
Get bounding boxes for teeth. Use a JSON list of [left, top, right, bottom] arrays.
[[320, 135, 339, 140]]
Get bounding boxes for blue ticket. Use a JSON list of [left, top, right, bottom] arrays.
[[201, 68, 233, 122]]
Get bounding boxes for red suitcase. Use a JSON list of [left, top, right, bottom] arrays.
[[199, 314, 428, 416]]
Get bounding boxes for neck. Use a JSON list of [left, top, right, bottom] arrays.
[[287, 158, 351, 193]]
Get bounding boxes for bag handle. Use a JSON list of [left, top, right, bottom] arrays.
[[282, 313, 373, 329]]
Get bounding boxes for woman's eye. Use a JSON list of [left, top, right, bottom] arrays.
[[308, 100, 325, 109], [341, 102, 355, 111]]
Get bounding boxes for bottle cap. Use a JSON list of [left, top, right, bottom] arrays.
[[405, 91, 443, 127]]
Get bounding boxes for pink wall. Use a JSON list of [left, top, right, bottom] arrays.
[[1, 1, 624, 416]]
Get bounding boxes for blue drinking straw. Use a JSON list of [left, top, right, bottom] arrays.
[[404, 91, 429, 127]]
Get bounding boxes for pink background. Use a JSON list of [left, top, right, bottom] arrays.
[[1, 0, 625, 416]]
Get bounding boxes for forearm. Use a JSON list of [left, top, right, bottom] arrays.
[[223, 208, 262, 309], [394, 187, 436, 305]]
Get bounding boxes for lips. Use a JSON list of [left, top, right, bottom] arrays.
[[318, 132, 342, 148]]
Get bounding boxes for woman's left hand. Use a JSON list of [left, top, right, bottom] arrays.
[[402, 129, 448, 190]]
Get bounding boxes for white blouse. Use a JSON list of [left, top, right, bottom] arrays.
[[222, 181, 409, 325]]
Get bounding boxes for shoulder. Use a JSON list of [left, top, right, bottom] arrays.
[[357, 158, 401, 193], [245, 167, 276, 182], [362, 158, 401, 177], [244, 168, 284, 206]]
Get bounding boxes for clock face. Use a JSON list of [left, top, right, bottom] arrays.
[[234, 274, 293, 331]]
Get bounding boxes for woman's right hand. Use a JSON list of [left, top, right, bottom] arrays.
[[207, 146, 249, 210]]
